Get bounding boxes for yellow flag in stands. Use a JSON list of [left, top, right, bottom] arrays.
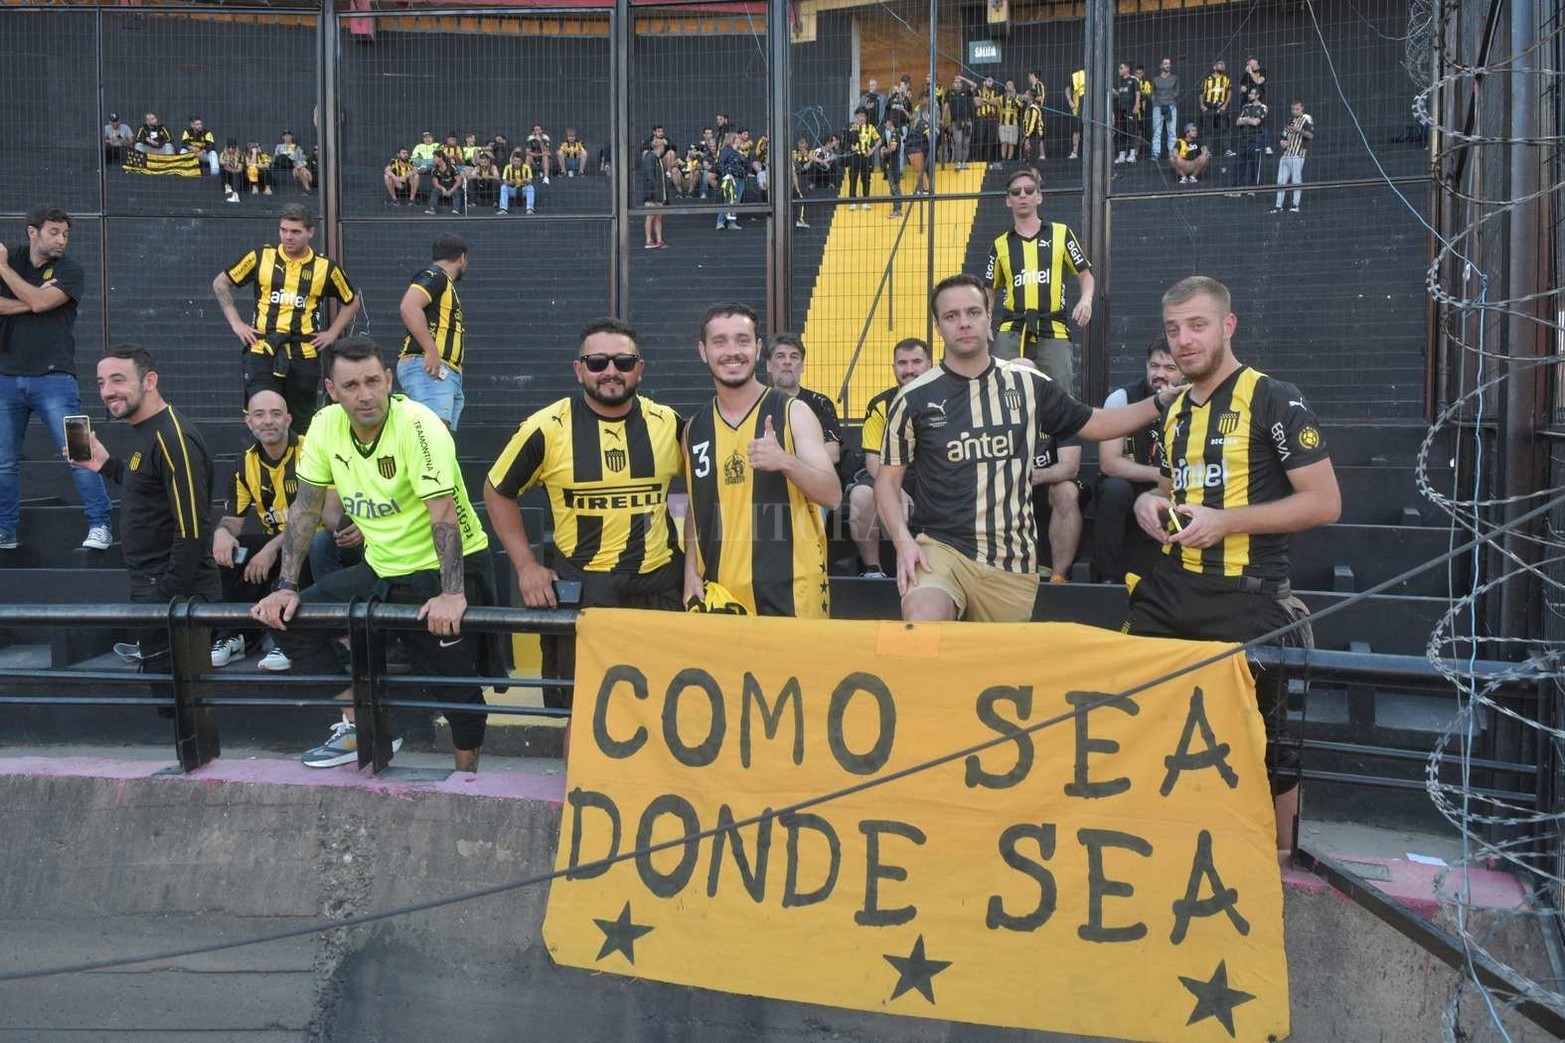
[[544, 611, 1288, 1043], [123, 150, 203, 177]]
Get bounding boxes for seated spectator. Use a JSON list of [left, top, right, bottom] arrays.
[[597, 143, 611, 176], [525, 124, 553, 183], [411, 130, 439, 173], [425, 152, 464, 214], [809, 134, 843, 189], [275, 130, 312, 192], [1171, 123, 1209, 184], [440, 131, 464, 171], [488, 132, 511, 162], [103, 113, 133, 166], [498, 149, 535, 215], [1092, 338, 1179, 583], [135, 112, 174, 154], [461, 132, 482, 172], [846, 337, 932, 576], [384, 146, 420, 206], [557, 128, 587, 177], [467, 151, 500, 209], [219, 139, 244, 202], [1030, 434, 1088, 584], [683, 144, 711, 201], [181, 116, 219, 176], [243, 142, 274, 195], [750, 133, 770, 195]]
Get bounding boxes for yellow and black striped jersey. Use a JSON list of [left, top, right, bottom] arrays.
[[224, 245, 357, 352], [984, 223, 1092, 341], [1202, 72, 1231, 108], [847, 123, 882, 156], [387, 158, 413, 178], [884, 360, 1092, 573], [560, 140, 587, 159], [233, 434, 303, 536], [488, 396, 684, 575], [1022, 101, 1045, 139], [399, 264, 464, 372], [976, 86, 1003, 119], [1069, 70, 1086, 113], [500, 161, 533, 187], [1000, 95, 1023, 126], [685, 389, 829, 617], [1160, 366, 1331, 580], [791, 145, 812, 170], [862, 386, 895, 460]]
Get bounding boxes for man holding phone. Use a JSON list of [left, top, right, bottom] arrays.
[[484, 317, 685, 711], [0, 207, 114, 552]]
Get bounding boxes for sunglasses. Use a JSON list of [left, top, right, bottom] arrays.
[[579, 353, 641, 373]]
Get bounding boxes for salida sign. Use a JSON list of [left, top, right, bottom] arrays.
[[543, 612, 1288, 1042]]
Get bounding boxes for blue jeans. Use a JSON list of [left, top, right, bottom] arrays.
[[1151, 104, 1177, 157], [395, 356, 465, 429], [499, 183, 534, 211], [0, 372, 113, 533]]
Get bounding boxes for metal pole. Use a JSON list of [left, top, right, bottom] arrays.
[[769, 0, 791, 333], [1080, 0, 1113, 406], [95, 7, 110, 355], [319, 3, 342, 261], [924, 0, 938, 354], [612, 0, 631, 317]]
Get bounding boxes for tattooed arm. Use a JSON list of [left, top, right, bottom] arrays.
[[250, 480, 326, 629], [416, 494, 469, 636]]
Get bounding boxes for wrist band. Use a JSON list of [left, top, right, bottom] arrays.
[[275, 579, 299, 593]]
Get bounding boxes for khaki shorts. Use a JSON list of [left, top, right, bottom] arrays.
[[990, 331, 1076, 396], [907, 535, 1039, 623], [998, 124, 1020, 145]]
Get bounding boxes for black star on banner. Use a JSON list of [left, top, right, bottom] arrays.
[[1179, 960, 1256, 1037], [592, 902, 654, 964], [883, 934, 952, 1004]]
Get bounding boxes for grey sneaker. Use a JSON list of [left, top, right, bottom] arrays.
[[301, 720, 401, 769], [211, 635, 245, 668], [0, 531, 16, 550], [113, 641, 142, 662], [81, 525, 112, 550], [860, 568, 888, 580]]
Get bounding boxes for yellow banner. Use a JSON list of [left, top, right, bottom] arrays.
[[544, 612, 1287, 1042]]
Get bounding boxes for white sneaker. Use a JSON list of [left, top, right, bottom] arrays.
[[542, 176, 551, 185], [211, 635, 245, 668], [81, 525, 112, 550], [113, 641, 142, 662], [258, 647, 292, 672], [301, 719, 402, 769]]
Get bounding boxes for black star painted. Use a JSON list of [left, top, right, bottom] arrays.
[[593, 902, 654, 964], [1179, 960, 1255, 1037], [883, 934, 952, 1004]]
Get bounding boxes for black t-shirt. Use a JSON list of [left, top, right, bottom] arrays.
[[0, 245, 85, 376], [794, 387, 843, 446], [1114, 75, 1140, 114]]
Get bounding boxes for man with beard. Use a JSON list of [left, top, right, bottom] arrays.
[[1092, 338, 1180, 583], [396, 234, 469, 430], [484, 317, 684, 711], [72, 346, 220, 675], [875, 275, 1185, 624], [1128, 275, 1340, 855], [764, 333, 842, 467], [682, 302, 837, 617], [845, 336, 931, 579]]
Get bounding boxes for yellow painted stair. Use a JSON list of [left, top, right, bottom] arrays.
[[799, 165, 988, 423]]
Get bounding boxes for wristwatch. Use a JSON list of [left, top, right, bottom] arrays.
[[274, 579, 299, 593]]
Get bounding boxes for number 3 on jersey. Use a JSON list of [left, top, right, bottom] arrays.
[[691, 440, 712, 478]]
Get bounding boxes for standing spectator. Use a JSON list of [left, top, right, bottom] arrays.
[[1093, 338, 1178, 584], [998, 80, 1022, 162], [975, 77, 1003, 167], [466, 151, 500, 210], [0, 207, 112, 552], [714, 131, 749, 231], [396, 234, 469, 431], [855, 78, 886, 132], [1149, 57, 1179, 161], [383, 147, 420, 206], [1171, 123, 1209, 183], [498, 149, 535, 216], [1113, 62, 1141, 164], [1020, 89, 1045, 164], [1134, 65, 1152, 158], [525, 124, 554, 184], [1231, 87, 1268, 191], [134, 112, 174, 154], [1238, 56, 1270, 154], [984, 167, 1095, 393], [1272, 100, 1315, 213], [410, 131, 439, 173], [425, 153, 464, 215], [74, 346, 219, 673], [1029, 433, 1087, 584], [1067, 67, 1085, 159], [874, 274, 1177, 624], [944, 74, 976, 171], [243, 142, 274, 196], [844, 337, 931, 579], [181, 117, 219, 176], [219, 140, 245, 203], [790, 136, 813, 227], [681, 303, 837, 617], [275, 130, 312, 193], [642, 132, 671, 247], [1128, 275, 1340, 853], [250, 337, 494, 773], [484, 318, 685, 714], [212, 204, 361, 435], [904, 105, 931, 196], [844, 109, 880, 211], [103, 113, 133, 166], [880, 109, 905, 219], [764, 333, 842, 467], [557, 129, 587, 177], [1200, 59, 1233, 157]]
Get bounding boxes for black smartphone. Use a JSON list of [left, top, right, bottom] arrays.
[[63, 415, 93, 462], [552, 579, 583, 606]]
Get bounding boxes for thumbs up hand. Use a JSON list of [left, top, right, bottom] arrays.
[[747, 414, 790, 472]]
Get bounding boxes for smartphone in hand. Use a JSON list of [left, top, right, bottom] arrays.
[[63, 415, 93, 462]]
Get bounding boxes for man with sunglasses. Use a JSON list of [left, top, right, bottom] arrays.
[[984, 166, 1094, 395], [484, 318, 684, 710]]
